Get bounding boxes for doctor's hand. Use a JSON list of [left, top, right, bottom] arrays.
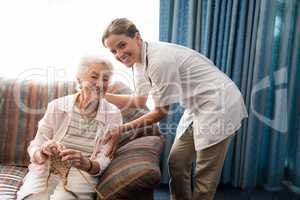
[[102, 127, 122, 158]]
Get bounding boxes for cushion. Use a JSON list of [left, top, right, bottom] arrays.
[[0, 78, 76, 166], [0, 165, 28, 199], [96, 136, 164, 200]]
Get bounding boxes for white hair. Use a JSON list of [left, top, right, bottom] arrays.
[[76, 56, 113, 78]]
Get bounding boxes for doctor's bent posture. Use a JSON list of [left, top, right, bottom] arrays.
[[102, 18, 248, 200]]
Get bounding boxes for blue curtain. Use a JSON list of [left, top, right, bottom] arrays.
[[159, 103, 184, 183], [159, 0, 300, 192]]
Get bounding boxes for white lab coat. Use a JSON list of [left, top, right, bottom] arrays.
[[133, 41, 248, 151]]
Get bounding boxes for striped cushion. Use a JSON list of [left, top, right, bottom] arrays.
[[0, 78, 76, 166], [0, 165, 28, 199], [97, 136, 164, 200]]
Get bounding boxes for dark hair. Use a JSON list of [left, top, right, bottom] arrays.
[[102, 18, 139, 46]]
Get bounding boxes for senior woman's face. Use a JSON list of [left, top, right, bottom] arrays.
[[79, 63, 111, 98]]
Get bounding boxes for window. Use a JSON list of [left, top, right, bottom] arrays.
[[0, 0, 158, 109], [0, 0, 159, 90]]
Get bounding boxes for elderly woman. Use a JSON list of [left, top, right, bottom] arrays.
[[17, 57, 122, 200]]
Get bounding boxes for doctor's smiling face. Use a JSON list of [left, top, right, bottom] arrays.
[[102, 18, 143, 68], [104, 32, 142, 68]]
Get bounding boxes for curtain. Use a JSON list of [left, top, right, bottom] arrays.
[[159, 0, 300, 192], [159, 103, 184, 183]]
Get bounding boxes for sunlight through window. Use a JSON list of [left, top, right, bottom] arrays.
[[0, 0, 159, 90]]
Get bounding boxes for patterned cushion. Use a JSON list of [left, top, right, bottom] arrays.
[[0, 78, 76, 166], [0, 165, 28, 199], [97, 136, 164, 200]]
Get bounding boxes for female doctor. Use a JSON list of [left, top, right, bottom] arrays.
[[102, 18, 248, 200]]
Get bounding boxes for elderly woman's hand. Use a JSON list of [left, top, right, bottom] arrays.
[[33, 140, 60, 164], [41, 140, 59, 156], [102, 127, 122, 158], [59, 149, 90, 171]]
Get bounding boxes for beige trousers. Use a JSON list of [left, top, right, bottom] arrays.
[[168, 125, 232, 200]]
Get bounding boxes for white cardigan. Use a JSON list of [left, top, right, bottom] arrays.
[[28, 93, 122, 171]]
